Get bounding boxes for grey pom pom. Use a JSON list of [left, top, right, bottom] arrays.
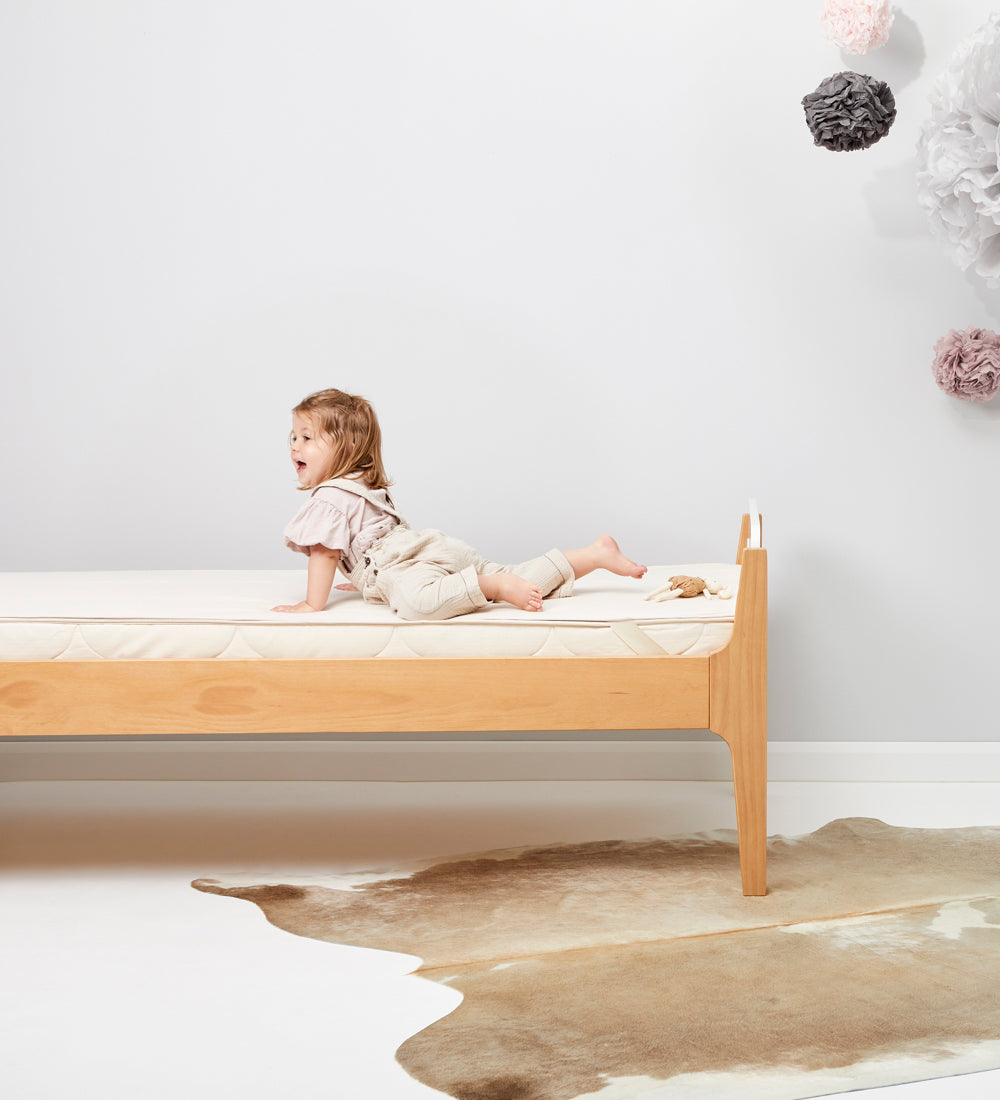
[[802, 71, 896, 152]]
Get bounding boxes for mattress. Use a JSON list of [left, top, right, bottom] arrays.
[[0, 564, 740, 660]]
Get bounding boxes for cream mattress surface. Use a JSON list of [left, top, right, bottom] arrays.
[[0, 564, 740, 660]]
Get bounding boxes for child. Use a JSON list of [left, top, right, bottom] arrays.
[[272, 389, 647, 619]]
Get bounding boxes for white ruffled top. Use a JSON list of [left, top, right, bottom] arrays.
[[284, 482, 400, 573]]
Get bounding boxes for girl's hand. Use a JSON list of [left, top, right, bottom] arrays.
[[271, 601, 322, 613], [334, 583, 358, 592]]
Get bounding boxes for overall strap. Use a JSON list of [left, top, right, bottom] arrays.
[[311, 477, 407, 524]]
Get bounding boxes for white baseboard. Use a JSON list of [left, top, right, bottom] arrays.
[[2, 740, 999, 783]]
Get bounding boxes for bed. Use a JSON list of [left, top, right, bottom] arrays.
[[0, 512, 767, 894]]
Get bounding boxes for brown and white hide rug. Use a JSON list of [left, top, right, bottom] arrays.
[[192, 818, 1000, 1100]]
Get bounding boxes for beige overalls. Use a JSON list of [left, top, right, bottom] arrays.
[[315, 478, 575, 621]]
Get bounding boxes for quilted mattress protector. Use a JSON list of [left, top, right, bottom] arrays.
[[0, 564, 739, 660]]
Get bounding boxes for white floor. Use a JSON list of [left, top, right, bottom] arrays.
[[2, 777, 999, 1100]]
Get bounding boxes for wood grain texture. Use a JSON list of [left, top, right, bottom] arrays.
[[710, 539, 768, 894], [0, 656, 710, 736]]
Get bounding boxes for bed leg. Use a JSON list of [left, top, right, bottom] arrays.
[[727, 728, 767, 896], [710, 540, 767, 896]]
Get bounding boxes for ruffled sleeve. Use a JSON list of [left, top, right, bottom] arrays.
[[283, 496, 353, 556]]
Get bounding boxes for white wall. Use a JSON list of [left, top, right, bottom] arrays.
[[2, 1, 998, 743]]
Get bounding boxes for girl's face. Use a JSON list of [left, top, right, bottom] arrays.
[[290, 413, 336, 488]]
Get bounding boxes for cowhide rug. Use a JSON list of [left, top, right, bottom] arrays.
[[192, 818, 1000, 1100]]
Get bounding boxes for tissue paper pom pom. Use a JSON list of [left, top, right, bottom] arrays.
[[916, 15, 1000, 288], [820, 0, 894, 55], [931, 328, 1000, 402], [801, 71, 896, 151]]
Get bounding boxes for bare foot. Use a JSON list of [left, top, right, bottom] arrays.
[[565, 536, 647, 581], [478, 573, 544, 612]]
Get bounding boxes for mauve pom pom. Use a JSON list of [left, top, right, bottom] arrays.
[[820, 0, 894, 55], [802, 71, 896, 151], [932, 327, 1000, 402]]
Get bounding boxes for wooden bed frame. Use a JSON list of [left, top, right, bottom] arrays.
[[0, 514, 767, 894]]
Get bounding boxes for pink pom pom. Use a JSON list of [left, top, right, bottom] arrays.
[[820, 0, 894, 55], [932, 327, 1000, 402]]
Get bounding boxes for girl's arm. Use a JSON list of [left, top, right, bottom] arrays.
[[272, 545, 342, 613]]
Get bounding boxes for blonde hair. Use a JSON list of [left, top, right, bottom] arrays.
[[292, 389, 392, 491]]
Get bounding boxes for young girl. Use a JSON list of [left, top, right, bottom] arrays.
[[271, 389, 647, 619]]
